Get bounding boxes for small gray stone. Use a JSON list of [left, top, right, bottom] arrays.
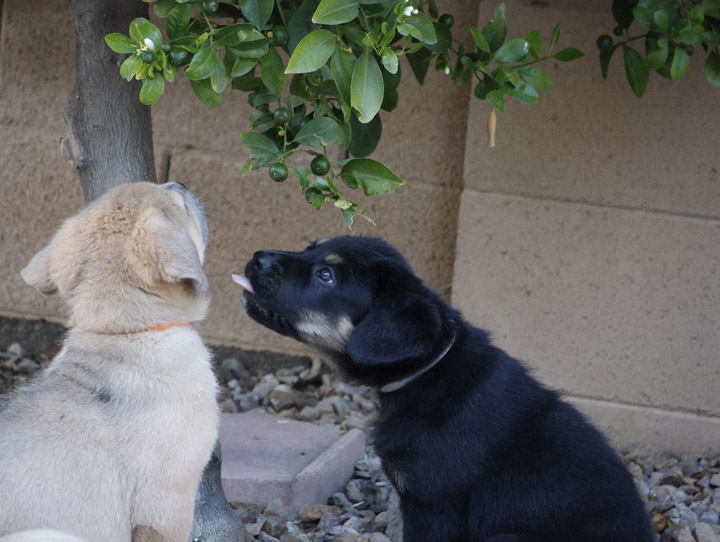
[[253, 374, 280, 397], [710, 474, 720, 488], [238, 392, 262, 412], [676, 525, 697, 542], [7, 343, 26, 361], [220, 398, 239, 413], [368, 534, 391, 542], [220, 357, 248, 382], [685, 464, 705, 477], [17, 358, 40, 374], [265, 498, 286, 517], [700, 511, 719, 525], [695, 522, 720, 542], [269, 384, 296, 412], [258, 532, 281, 542], [297, 405, 321, 422]]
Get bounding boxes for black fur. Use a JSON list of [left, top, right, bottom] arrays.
[[240, 236, 654, 542]]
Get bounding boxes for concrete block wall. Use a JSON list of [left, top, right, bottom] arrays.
[[453, 0, 720, 454]]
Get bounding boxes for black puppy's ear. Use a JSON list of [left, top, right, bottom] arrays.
[[347, 287, 442, 366]]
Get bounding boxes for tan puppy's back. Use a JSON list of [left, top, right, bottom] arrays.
[[0, 183, 219, 541]]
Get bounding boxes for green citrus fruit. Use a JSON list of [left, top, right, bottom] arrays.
[[270, 25, 289, 45], [310, 156, 331, 176], [613, 26, 624, 37], [273, 107, 291, 124], [269, 163, 289, 182], [202, 0, 219, 14], [168, 48, 191, 67], [596, 34, 614, 50], [160, 42, 172, 53], [141, 52, 155, 64], [438, 13, 455, 28]]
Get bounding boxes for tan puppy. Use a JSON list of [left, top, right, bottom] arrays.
[[0, 182, 219, 542]]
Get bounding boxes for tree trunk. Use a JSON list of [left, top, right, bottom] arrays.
[[65, 0, 156, 201], [65, 2, 248, 540]]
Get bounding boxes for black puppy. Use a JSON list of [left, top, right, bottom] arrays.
[[233, 236, 654, 542]]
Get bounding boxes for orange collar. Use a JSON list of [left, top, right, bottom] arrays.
[[129, 322, 191, 334]]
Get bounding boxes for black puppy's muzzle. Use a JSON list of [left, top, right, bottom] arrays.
[[244, 250, 289, 299]]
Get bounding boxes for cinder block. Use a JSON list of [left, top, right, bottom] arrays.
[[568, 396, 720, 457], [219, 413, 365, 506], [452, 191, 720, 418], [464, 1, 720, 218]]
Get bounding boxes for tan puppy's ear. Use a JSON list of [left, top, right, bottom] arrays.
[[132, 211, 209, 293], [21, 243, 59, 296]]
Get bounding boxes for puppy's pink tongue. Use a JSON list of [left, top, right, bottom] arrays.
[[231, 274, 255, 293]]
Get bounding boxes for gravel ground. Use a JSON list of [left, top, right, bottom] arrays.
[[2, 343, 720, 542]]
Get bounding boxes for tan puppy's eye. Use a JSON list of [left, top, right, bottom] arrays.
[[317, 268, 334, 284]]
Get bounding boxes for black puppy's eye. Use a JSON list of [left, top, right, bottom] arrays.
[[317, 268, 334, 284]]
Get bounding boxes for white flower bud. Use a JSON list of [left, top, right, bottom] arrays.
[[403, 6, 413, 16], [412, 8, 418, 14], [444, 66, 450, 75], [144, 38, 155, 52]]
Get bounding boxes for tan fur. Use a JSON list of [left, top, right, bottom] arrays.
[[297, 311, 354, 351], [0, 183, 219, 542]]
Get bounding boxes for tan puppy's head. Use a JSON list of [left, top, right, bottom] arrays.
[[21, 182, 210, 333]]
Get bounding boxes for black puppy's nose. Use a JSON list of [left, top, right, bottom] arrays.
[[254, 250, 282, 270]]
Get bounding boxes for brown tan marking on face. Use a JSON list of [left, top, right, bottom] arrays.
[[324, 253, 343, 265], [297, 311, 354, 351]]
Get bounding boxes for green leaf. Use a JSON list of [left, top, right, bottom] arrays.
[[549, 24, 560, 50], [381, 51, 399, 74], [644, 42, 668, 70], [351, 49, 384, 123], [689, 5, 705, 24], [652, 10, 669, 31], [331, 44, 357, 105], [670, 46, 689, 80], [238, 0, 274, 30], [292, 166, 312, 190], [293, 117, 342, 146], [288, 0, 317, 53], [612, 0, 635, 29], [285, 30, 336, 74], [486, 89, 505, 112], [599, 45, 618, 78], [482, 16, 507, 53], [185, 47, 217, 80], [140, 75, 165, 105], [706, 50, 720, 86], [215, 24, 245, 46], [312, 0, 359, 25], [340, 158, 405, 196], [397, 12, 437, 44], [210, 56, 228, 92], [167, 4, 190, 40], [191, 78, 222, 108], [241, 131, 279, 158], [503, 81, 538, 104], [348, 113, 381, 157], [517, 66, 552, 92], [120, 55, 143, 81], [425, 22, 452, 53], [623, 45, 649, 97], [153, 0, 177, 17], [494, 39, 530, 62], [105, 33, 135, 54], [261, 48, 285, 94], [470, 27, 490, 53], [231, 57, 258, 77], [525, 30, 541, 58], [407, 47, 431, 84], [702, 0, 720, 18], [304, 188, 327, 209], [554, 47, 584, 62], [138, 22, 162, 49]]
